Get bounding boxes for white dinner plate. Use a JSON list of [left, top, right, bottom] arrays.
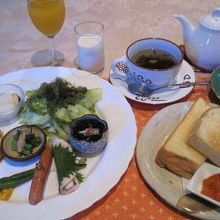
[[0, 67, 137, 220], [110, 59, 195, 104], [136, 101, 220, 219]]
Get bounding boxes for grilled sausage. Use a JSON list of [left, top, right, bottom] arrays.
[[29, 144, 53, 205]]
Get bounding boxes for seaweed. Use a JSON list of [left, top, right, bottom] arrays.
[[25, 77, 88, 116]]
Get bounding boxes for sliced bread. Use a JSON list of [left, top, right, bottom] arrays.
[[188, 107, 220, 167], [155, 98, 211, 179]]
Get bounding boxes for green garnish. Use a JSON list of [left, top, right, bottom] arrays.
[[11, 130, 42, 156], [25, 133, 41, 147], [53, 144, 87, 186]]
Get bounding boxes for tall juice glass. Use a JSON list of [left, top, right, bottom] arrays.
[[28, 0, 65, 65]]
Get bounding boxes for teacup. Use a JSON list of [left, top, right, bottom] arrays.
[[111, 38, 183, 87]]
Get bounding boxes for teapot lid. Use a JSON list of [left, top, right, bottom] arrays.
[[200, 8, 220, 30]]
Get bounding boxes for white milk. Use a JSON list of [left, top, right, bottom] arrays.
[[77, 35, 104, 73]]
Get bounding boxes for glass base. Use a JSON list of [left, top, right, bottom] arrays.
[[31, 49, 64, 67], [73, 57, 104, 74], [51, 58, 63, 66]]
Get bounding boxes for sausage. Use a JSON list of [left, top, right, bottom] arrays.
[[29, 144, 53, 205]]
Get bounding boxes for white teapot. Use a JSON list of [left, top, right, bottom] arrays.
[[175, 8, 220, 71]]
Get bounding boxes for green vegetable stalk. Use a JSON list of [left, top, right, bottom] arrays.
[[0, 169, 34, 190]]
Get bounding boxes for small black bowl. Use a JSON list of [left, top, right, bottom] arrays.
[[1, 125, 46, 161], [69, 114, 108, 155]]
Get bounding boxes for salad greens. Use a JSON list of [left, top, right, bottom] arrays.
[[20, 77, 103, 140]]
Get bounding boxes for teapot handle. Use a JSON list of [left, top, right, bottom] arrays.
[[212, 8, 220, 17]]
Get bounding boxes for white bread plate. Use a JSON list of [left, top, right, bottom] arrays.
[[136, 101, 220, 219], [186, 162, 220, 207]]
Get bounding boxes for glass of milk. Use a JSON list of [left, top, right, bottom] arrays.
[[74, 21, 105, 74]]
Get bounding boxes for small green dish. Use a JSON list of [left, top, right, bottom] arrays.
[[1, 125, 46, 161], [210, 65, 220, 100]]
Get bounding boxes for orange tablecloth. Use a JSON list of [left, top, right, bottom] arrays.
[[68, 74, 217, 220]]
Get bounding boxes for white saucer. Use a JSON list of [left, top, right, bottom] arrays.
[[110, 59, 195, 104]]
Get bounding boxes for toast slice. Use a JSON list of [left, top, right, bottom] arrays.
[[155, 98, 211, 179], [188, 107, 220, 167]]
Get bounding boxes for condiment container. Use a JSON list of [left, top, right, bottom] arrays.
[[0, 84, 25, 122], [1, 125, 46, 161], [186, 162, 220, 207], [68, 114, 108, 155]]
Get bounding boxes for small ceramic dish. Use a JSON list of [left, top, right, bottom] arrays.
[[0, 84, 25, 122], [69, 114, 108, 155], [1, 125, 46, 161], [186, 162, 220, 207], [210, 65, 220, 100]]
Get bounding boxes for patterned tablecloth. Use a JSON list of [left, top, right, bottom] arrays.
[[0, 1, 220, 219]]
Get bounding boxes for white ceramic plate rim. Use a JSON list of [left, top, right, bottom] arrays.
[[136, 101, 220, 219], [110, 59, 195, 104], [0, 67, 137, 220]]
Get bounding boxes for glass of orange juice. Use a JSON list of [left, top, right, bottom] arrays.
[[28, 0, 65, 65]]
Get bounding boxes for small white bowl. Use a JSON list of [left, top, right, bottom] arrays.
[[0, 84, 25, 122], [186, 162, 220, 207]]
